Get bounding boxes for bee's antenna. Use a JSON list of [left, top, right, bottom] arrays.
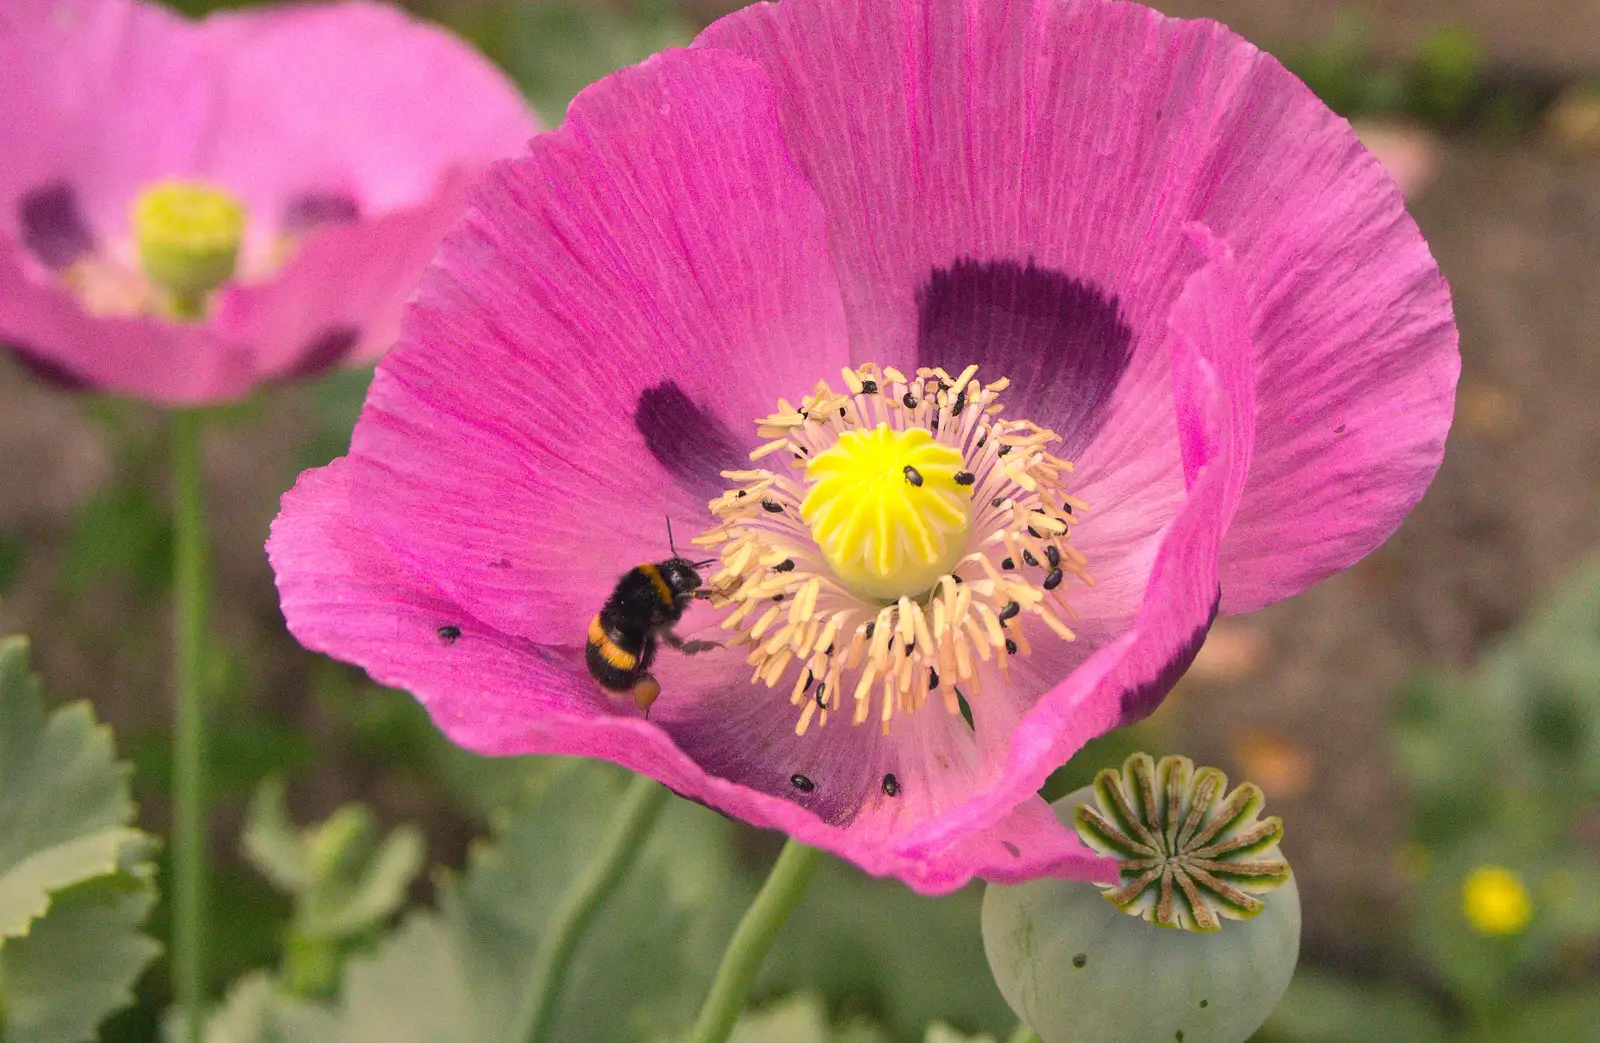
[[666, 515, 678, 558]]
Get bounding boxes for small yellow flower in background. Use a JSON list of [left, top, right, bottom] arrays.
[[1462, 866, 1533, 936]]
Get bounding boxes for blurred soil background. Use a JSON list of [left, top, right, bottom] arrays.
[[3, 0, 1599, 1039]]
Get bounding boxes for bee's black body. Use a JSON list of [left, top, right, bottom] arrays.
[[585, 557, 705, 694]]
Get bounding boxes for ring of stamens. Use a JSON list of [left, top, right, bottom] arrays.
[[693, 363, 1093, 737]]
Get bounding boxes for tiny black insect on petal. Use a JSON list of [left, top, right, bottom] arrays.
[[864, 621, 876, 639], [997, 444, 1012, 456], [998, 600, 1021, 622], [903, 638, 915, 654], [839, 406, 847, 418], [1043, 568, 1064, 590], [791, 773, 815, 793], [990, 496, 1007, 509], [774, 558, 796, 573], [903, 465, 924, 487], [938, 380, 951, 392], [976, 434, 987, 449], [437, 625, 461, 644], [761, 499, 785, 513], [772, 593, 786, 602], [954, 471, 975, 486], [882, 773, 900, 797], [1022, 549, 1039, 567], [1045, 544, 1061, 568], [903, 392, 918, 409], [1000, 557, 1015, 570], [928, 666, 940, 689], [861, 379, 879, 394], [1005, 637, 1018, 655], [951, 573, 963, 584], [951, 390, 966, 416], [815, 682, 827, 707]]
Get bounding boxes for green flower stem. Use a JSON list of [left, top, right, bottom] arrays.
[[688, 838, 823, 1043], [514, 773, 670, 1043], [171, 409, 208, 1043], [1007, 1026, 1043, 1043]]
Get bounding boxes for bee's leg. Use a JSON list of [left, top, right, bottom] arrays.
[[660, 627, 720, 656], [632, 675, 662, 716]]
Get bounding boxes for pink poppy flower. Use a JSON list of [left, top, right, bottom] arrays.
[[269, 0, 1457, 892], [0, 0, 535, 404]]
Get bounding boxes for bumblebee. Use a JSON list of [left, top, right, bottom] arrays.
[[585, 524, 717, 714]]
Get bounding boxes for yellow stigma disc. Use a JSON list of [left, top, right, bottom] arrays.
[[801, 423, 972, 601], [131, 179, 246, 316]]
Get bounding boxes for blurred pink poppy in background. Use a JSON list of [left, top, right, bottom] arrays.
[[271, 0, 1458, 892], [0, 0, 536, 403]]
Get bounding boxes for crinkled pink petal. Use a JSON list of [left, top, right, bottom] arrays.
[[0, 247, 252, 402], [196, 0, 534, 226], [344, 47, 850, 643], [0, 0, 210, 240], [0, 0, 534, 402], [899, 224, 1256, 857], [271, 0, 1458, 891], [209, 168, 481, 379], [697, 0, 1457, 615], [270, 458, 1110, 892], [269, 226, 1250, 892]]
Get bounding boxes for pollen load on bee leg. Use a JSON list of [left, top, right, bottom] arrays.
[[631, 675, 662, 714]]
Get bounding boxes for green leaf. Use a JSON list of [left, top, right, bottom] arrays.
[[241, 780, 307, 894], [1260, 969, 1446, 1043], [173, 971, 337, 1043], [212, 759, 752, 1043], [0, 876, 161, 1043], [0, 636, 143, 939], [726, 994, 836, 1043], [240, 779, 425, 1000], [309, 824, 422, 940], [0, 636, 158, 1043], [442, 761, 752, 1042], [656, 994, 892, 1043]]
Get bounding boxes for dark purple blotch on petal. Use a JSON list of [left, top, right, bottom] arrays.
[[1117, 589, 1221, 725], [917, 259, 1133, 457], [635, 381, 748, 499], [19, 181, 95, 269], [286, 326, 361, 380], [5, 342, 89, 391], [661, 713, 866, 827], [282, 192, 361, 233]]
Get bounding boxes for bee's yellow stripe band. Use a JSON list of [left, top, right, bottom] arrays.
[[639, 563, 674, 607], [588, 616, 638, 670]]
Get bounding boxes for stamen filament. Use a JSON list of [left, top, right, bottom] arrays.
[[696, 364, 1090, 737]]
